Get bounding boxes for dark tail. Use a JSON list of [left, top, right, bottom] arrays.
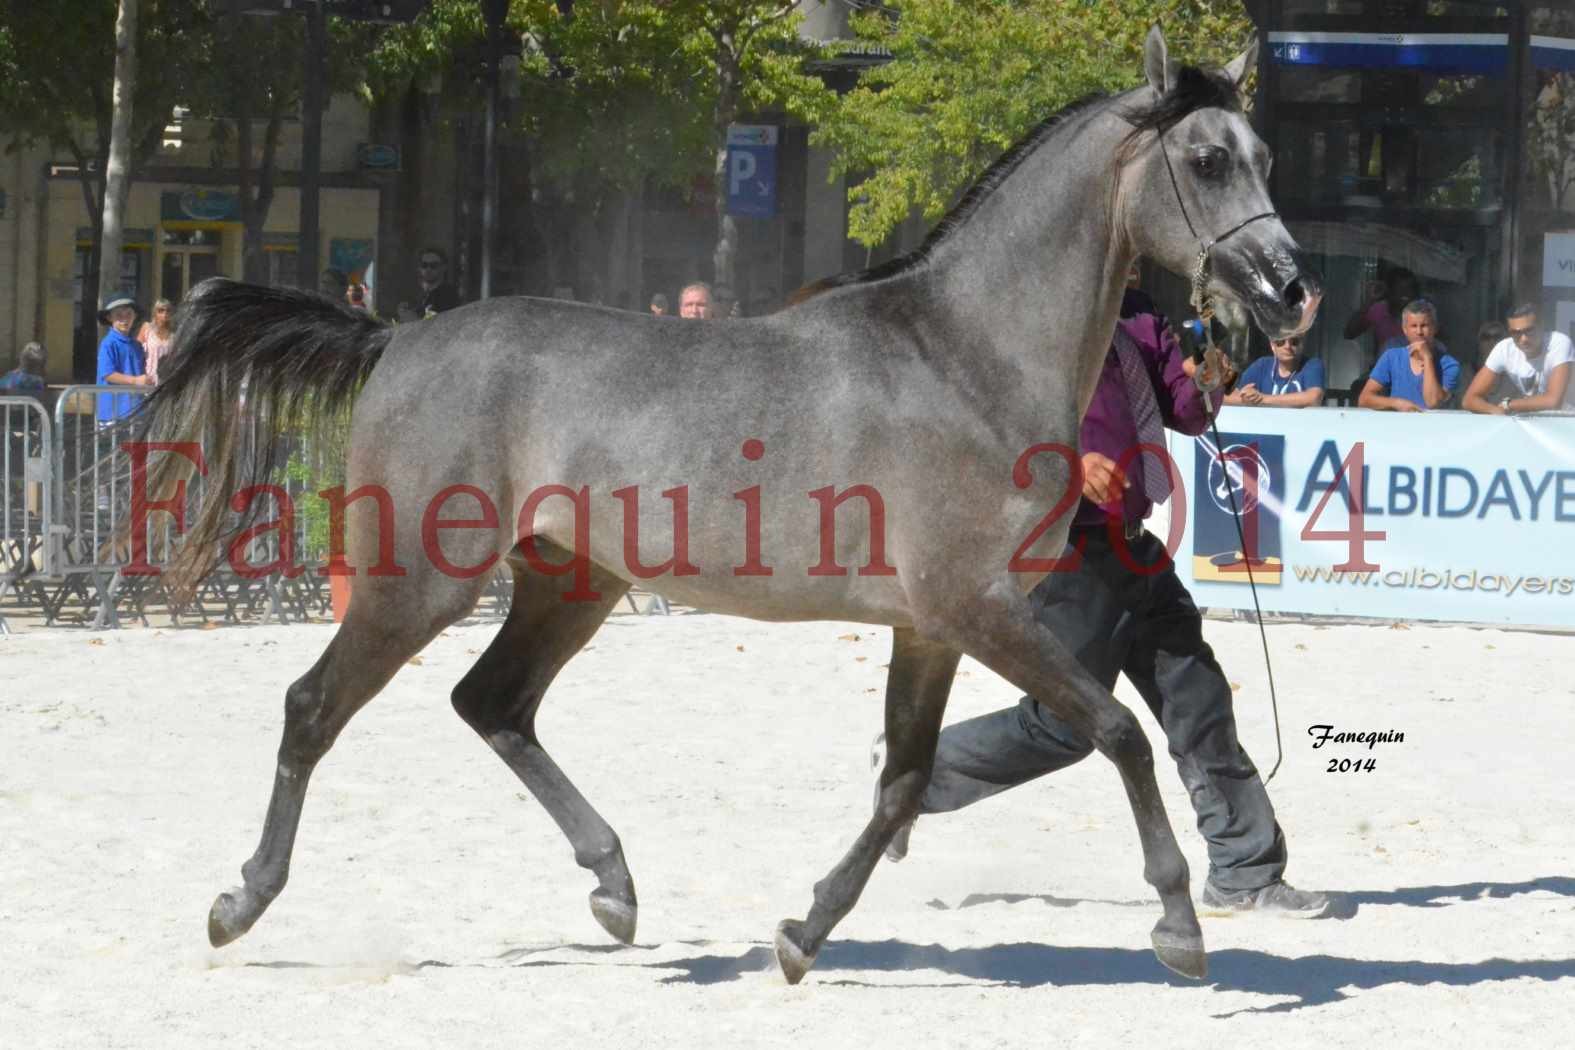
[[133, 277, 392, 583]]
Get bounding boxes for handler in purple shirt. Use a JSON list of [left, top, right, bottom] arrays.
[[1074, 287, 1222, 529], [879, 284, 1329, 918]]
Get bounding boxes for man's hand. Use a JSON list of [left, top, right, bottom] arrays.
[[1081, 452, 1129, 505], [1408, 339, 1434, 364], [1395, 399, 1422, 413], [1237, 382, 1263, 405], [1194, 345, 1231, 392]]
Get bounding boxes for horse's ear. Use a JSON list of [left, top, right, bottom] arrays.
[[1144, 25, 1173, 96], [1223, 35, 1260, 94]]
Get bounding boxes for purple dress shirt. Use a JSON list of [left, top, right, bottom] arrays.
[[1073, 291, 1223, 528]]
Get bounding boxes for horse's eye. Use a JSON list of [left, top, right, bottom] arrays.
[[1192, 148, 1227, 178]]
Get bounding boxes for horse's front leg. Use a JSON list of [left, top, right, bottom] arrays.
[[924, 579, 1206, 980], [774, 628, 960, 984]]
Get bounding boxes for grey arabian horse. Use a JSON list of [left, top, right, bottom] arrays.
[[134, 28, 1319, 983]]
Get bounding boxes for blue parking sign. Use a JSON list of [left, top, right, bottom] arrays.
[[726, 125, 778, 219]]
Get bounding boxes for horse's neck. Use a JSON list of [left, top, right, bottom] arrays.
[[926, 118, 1132, 413]]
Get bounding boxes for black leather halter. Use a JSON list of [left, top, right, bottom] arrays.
[[1156, 123, 1278, 319]]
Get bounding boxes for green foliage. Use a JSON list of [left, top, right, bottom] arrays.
[[1529, 74, 1575, 210], [517, 1, 716, 196], [0, 0, 206, 166], [812, 0, 1255, 248], [362, 1, 832, 203]]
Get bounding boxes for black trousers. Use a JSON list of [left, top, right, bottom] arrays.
[[920, 528, 1288, 892]]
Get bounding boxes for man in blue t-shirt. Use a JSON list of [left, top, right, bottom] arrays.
[[1225, 334, 1326, 408], [95, 294, 148, 424], [1357, 299, 1459, 412]]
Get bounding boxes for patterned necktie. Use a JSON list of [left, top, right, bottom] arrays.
[[1112, 328, 1172, 504]]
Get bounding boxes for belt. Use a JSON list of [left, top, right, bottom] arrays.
[[1072, 520, 1146, 542]]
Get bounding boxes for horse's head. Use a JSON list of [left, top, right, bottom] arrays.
[[1119, 27, 1321, 341]]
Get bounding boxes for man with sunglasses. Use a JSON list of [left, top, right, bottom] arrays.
[[398, 247, 461, 322], [1225, 333, 1325, 408], [1462, 304, 1575, 415]]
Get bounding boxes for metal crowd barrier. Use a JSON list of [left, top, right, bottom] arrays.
[[0, 384, 663, 631], [1, 395, 54, 634], [5, 386, 358, 630]]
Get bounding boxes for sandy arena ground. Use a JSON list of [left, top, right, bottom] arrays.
[[3, 611, 1573, 1049]]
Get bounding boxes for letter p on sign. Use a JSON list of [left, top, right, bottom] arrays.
[[729, 150, 758, 197]]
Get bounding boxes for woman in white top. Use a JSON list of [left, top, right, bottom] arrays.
[[136, 298, 176, 385], [1462, 303, 1575, 415]]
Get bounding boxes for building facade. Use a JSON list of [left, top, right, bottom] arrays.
[[1, 94, 383, 382], [1251, 1, 1575, 392]]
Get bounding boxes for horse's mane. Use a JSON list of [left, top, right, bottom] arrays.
[[801, 63, 1238, 297]]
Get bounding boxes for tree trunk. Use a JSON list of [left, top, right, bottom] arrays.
[[96, 0, 138, 310], [711, 30, 742, 294], [236, 95, 284, 285]]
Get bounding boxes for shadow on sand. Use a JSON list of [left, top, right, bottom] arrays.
[[481, 877, 1575, 1014]]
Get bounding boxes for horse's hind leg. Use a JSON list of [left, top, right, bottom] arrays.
[[450, 549, 637, 943], [207, 570, 484, 947], [933, 589, 1205, 980], [775, 628, 959, 983]]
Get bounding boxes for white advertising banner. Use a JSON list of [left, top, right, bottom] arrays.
[[1545, 231, 1575, 288], [1168, 407, 1575, 628]]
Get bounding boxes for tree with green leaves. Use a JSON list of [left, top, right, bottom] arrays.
[[662, 0, 834, 293], [812, 0, 1254, 249], [0, 0, 203, 355], [365, 1, 832, 300]]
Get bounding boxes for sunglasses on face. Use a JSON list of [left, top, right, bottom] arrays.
[[1509, 324, 1539, 340], [1272, 338, 1303, 348]]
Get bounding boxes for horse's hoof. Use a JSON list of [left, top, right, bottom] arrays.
[[774, 919, 817, 985], [589, 889, 637, 945], [207, 887, 265, 948], [1151, 927, 1208, 980]]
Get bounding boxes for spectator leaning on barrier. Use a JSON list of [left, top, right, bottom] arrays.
[[649, 292, 670, 317], [1357, 299, 1459, 412], [0, 341, 47, 395], [95, 294, 149, 425], [1224, 334, 1325, 408], [1462, 303, 1575, 415]]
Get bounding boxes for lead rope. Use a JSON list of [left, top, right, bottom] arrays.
[[1158, 122, 1286, 784]]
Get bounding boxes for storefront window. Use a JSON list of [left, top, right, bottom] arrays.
[[160, 228, 223, 302]]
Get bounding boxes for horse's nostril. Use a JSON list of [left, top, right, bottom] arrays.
[[1282, 270, 1323, 310], [1283, 278, 1306, 310]]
